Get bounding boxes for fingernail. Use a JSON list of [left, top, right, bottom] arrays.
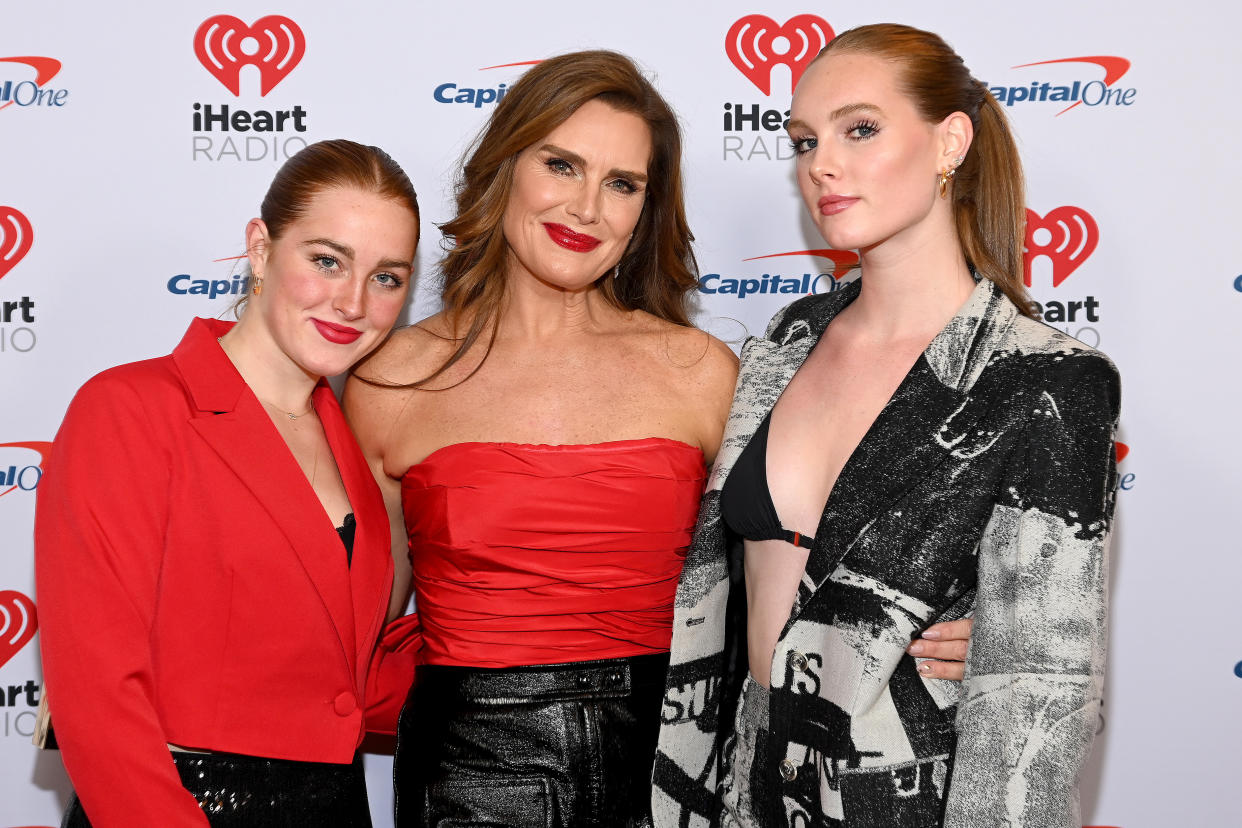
[[918, 663, 932, 675], [922, 629, 941, 640], [907, 642, 924, 655]]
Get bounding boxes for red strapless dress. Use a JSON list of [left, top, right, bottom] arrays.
[[401, 438, 706, 668]]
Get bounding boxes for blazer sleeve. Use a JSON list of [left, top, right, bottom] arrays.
[[363, 611, 422, 735], [35, 374, 209, 827], [944, 353, 1120, 828]]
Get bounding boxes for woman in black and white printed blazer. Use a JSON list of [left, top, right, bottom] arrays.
[[653, 24, 1119, 828]]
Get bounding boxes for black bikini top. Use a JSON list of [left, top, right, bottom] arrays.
[[336, 512, 356, 567], [720, 412, 817, 550]]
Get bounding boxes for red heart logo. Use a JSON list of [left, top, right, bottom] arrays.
[[193, 15, 305, 97], [0, 591, 38, 670], [1114, 441, 1129, 463], [0, 206, 34, 281], [1023, 206, 1098, 288], [726, 14, 834, 95]]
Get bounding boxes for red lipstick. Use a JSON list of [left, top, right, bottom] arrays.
[[544, 223, 601, 253], [312, 319, 363, 344], [818, 195, 859, 216]]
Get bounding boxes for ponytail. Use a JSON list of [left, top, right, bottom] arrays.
[[954, 89, 1033, 317]]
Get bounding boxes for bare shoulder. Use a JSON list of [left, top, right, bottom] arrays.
[[352, 312, 459, 387], [638, 313, 739, 395]]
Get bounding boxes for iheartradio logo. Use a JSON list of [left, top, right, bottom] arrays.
[[0, 207, 33, 282], [0, 591, 37, 670], [194, 15, 305, 97], [1023, 206, 1098, 288], [726, 14, 834, 95]]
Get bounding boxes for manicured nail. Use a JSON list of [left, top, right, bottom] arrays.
[[918, 663, 933, 675], [922, 629, 941, 640], [907, 642, 925, 655]]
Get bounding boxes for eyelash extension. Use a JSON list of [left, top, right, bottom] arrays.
[[788, 136, 816, 155], [846, 119, 880, 139]]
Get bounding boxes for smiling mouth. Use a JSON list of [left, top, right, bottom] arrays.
[[543, 223, 602, 253], [312, 319, 363, 344]]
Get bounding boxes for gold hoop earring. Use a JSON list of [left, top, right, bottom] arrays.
[[939, 156, 966, 199]]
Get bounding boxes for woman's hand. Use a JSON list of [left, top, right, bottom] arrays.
[[907, 617, 973, 681]]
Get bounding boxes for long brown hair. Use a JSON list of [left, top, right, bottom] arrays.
[[235, 139, 420, 315], [816, 24, 1034, 317], [423, 50, 698, 386]]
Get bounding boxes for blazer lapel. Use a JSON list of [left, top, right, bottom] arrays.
[[317, 385, 393, 686], [174, 319, 358, 672], [794, 279, 1020, 615]]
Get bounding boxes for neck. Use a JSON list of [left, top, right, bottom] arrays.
[[218, 313, 319, 413], [498, 264, 621, 341], [848, 218, 976, 341]]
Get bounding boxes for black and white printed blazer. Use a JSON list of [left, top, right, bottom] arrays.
[[652, 276, 1119, 828]]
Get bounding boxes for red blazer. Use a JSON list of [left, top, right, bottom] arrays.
[[35, 318, 418, 827]]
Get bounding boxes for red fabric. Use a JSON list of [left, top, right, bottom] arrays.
[[402, 439, 706, 667], [35, 318, 405, 827]]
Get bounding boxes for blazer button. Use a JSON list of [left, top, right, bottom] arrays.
[[779, 758, 798, 781], [333, 692, 357, 716], [789, 651, 808, 672]]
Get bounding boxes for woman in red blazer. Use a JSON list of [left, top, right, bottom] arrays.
[[35, 140, 421, 828]]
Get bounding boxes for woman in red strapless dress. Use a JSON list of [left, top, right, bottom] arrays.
[[347, 52, 735, 828], [347, 51, 972, 828]]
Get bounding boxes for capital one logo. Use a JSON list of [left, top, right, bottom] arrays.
[[1023, 206, 1098, 288], [194, 15, 305, 96], [726, 14, 834, 95], [0, 442, 49, 496], [0, 56, 64, 111], [0, 207, 33, 282], [0, 591, 37, 670]]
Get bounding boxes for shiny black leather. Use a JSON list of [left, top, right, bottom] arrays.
[[61, 751, 371, 827], [395, 653, 669, 828]]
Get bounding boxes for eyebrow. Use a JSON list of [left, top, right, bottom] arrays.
[[303, 237, 413, 271], [538, 143, 649, 184], [787, 102, 884, 132]]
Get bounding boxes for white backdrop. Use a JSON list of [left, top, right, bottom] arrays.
[[3, 2, 1239, 826]]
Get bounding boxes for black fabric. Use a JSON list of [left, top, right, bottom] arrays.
[[720, 411, 816, 550], [394, 653, 669, 828], [61, 751, 370, 827], [336, 512, 356, 567]]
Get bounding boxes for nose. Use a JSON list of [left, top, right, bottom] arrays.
[[566, 181, 601, 225], [334, 274, 367, 320], [806, 143, 839, 183]]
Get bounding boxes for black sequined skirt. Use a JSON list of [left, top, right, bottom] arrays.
[[61, 750, 371, 827], [394, 652, 669, 828]]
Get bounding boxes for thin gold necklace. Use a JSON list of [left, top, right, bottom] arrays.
[[259, 397, 314, 420]]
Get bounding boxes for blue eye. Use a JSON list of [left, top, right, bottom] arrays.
[[789, 136, 817, 154], [313, 254, 340, 271], [373, 272, 404, 289], [846, 120, 880, 140], [546, 158, 574, 175]]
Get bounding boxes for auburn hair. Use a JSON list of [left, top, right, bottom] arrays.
[[816, 24, 1034, 317], [419, 49, 698, 386]]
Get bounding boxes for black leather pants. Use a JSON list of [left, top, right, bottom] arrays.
[[61, 751, 371, 827], [394, 652, 669, 828]]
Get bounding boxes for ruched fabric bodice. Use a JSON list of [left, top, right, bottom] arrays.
[[401, 438, 706, 668]]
